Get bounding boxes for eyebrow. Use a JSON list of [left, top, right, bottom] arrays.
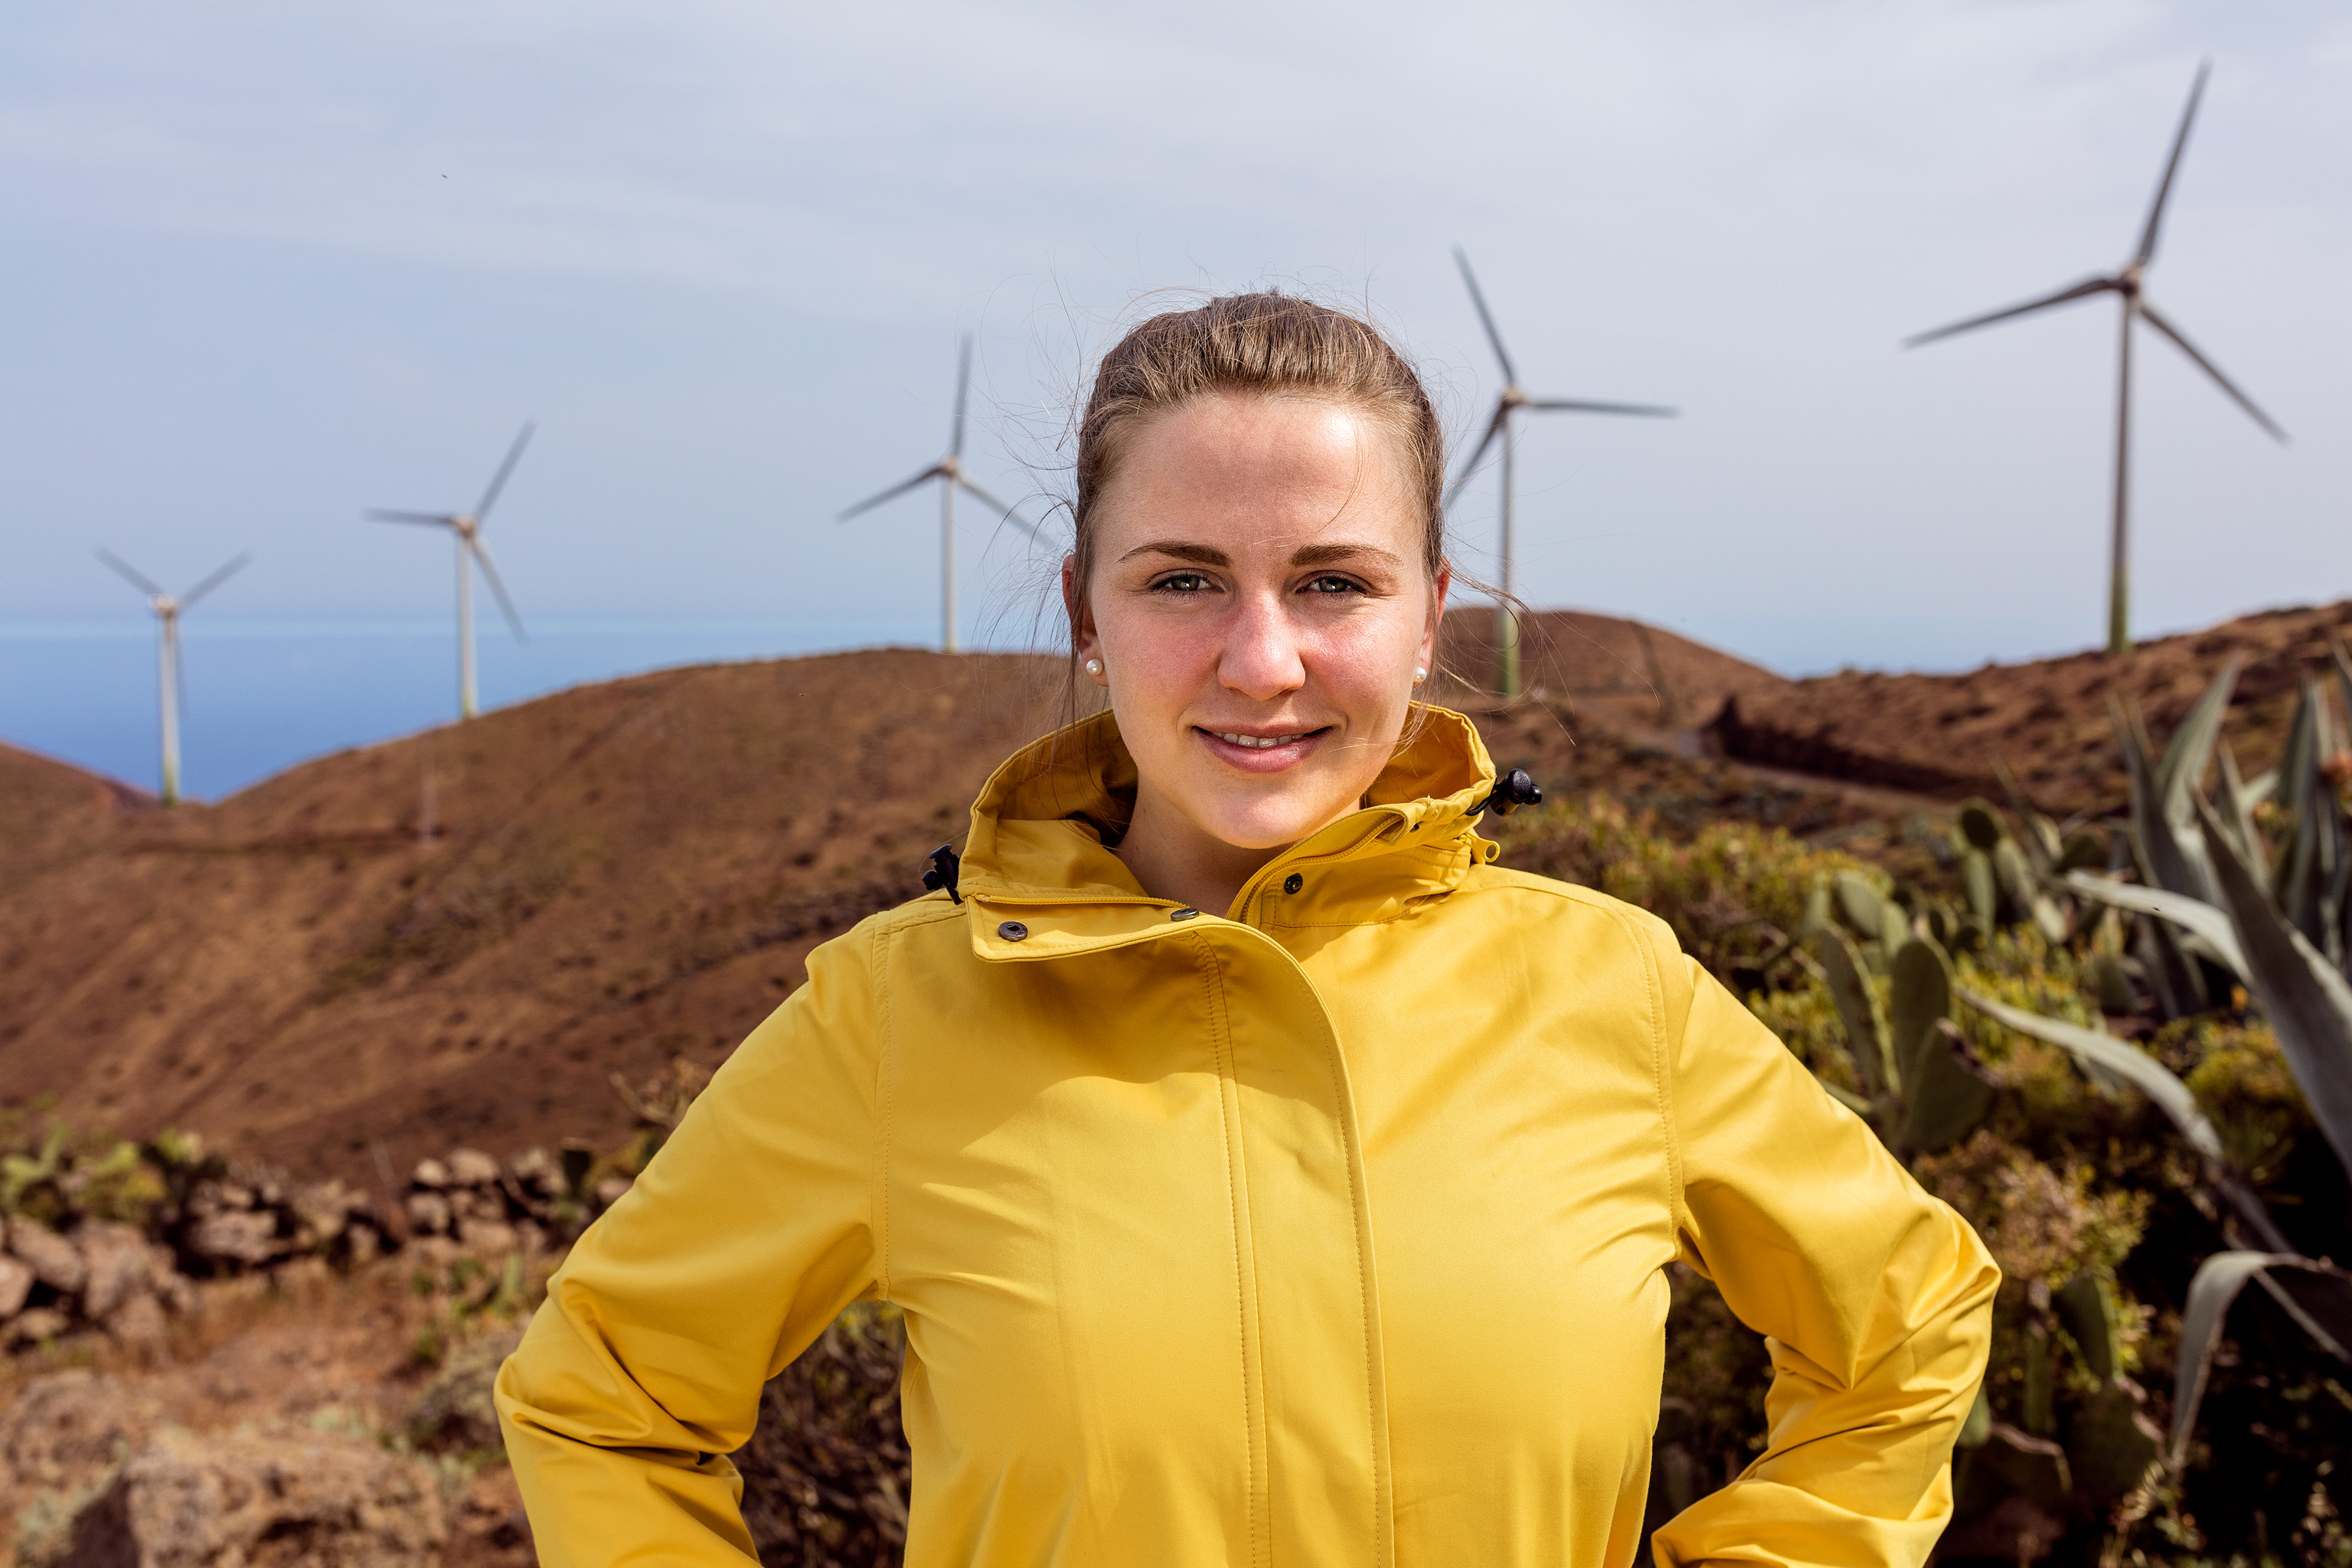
[[1118, 540, 1406, 570]]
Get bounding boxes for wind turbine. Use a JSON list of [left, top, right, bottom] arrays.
[[838, 336, 1047, 655], [366, 422, 534, 719], [1906, 62, 2287, 658], [94, 547, 250, 807], [1446, 247, 1677, 700]]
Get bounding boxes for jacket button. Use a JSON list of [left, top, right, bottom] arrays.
[[1170, 907, 1200, 921], [1282, 874, 1302, 894], [997, 921, 1029, 942]]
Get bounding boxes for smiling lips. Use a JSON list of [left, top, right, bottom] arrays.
[[1194, 724, 1332, 772]]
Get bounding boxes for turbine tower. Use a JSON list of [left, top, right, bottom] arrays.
[[838, 337, 1047, 655], [1446, 247, 1677, 700], [1906, 62, 2287, 658], [366, 422, 534, 719], [94, 547, 250, 807]]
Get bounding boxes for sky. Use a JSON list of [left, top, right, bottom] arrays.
[[2, 0, 2347, 696]]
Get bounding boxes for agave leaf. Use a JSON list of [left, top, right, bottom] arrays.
[[2115, 701, 2212, 900], [2157, 658, 2242, 822], [1889, 938, 1952, 1086], [1994, 758, 2063, 874], [1816, 926, 1894, 1099], [2194, 796, 2352, 1181], [1956, 986, 2221, 1160], [2169, 1252, 2350, 1468], [2215, 742, 2269, 890], [2275, 681, 2337, 949], [2064, 871, 2249, 980], [1901, 1020, 1998, 1155]]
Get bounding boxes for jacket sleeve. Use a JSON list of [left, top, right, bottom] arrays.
[[494, 922, 887, 1566], [1645, 939, 2000, 1568]]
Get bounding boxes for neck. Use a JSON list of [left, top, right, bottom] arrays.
[[1116, 783, 1295, 918]]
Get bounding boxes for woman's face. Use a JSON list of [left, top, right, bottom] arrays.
[[1071, 390, 1446, 858]]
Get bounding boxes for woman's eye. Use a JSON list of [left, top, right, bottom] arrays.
[[1152, 573, 1213, 594], [1304, 575, 1364, 595]]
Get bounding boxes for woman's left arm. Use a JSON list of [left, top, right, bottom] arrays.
[[1643, 931, 2000, 1568]]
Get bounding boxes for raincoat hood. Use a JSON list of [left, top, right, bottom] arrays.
[[956, 704, 1501, 952]]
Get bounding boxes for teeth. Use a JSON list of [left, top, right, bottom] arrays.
[[1213, 731, 1308, 749]]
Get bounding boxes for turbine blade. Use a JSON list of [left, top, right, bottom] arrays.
[[366, 509, 458, 527], [2137, 61, 2211, 268], [837, 466, 942, 522], [475, 420, 537, 521], [1528, 398, 1678, 417], [469, 538, 528, 642], [2138, 299, 2289, 443], [951, 335, 972, 459], [1442, 404, 1508, 511], [180, 551, 253, 609], [1453, 247, 1518, 386], [93, 547, 166, 599], [1904, 274, 2118, 348], [958, 477, 1049, 545]]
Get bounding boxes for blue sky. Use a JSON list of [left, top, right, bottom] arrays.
[[3, 1, 2346, 679]]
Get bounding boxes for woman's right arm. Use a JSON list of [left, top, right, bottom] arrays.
[[495, 923, 887, 1566]]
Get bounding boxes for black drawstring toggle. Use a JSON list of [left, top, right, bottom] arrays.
[[922, 844, 964, 904], [1472, 769, 1542, 817]]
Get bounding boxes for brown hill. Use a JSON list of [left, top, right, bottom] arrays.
[[1, 639, 1870, 1186], [1436, 606, 1788, 736], [1710, 600, 2352, 817]]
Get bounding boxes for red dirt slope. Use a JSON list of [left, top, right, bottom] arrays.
[[1710, 600, 2352, 815]]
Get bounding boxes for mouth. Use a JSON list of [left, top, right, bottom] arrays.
[[1194, 724, 1333, 772]]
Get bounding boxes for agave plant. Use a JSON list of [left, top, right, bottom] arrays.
[[1954, 646, 2352, 1482]]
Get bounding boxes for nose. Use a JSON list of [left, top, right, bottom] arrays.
[[1217, 589, 1306, 702]]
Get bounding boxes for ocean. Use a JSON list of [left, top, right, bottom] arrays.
[[0, 616, 926, 802]]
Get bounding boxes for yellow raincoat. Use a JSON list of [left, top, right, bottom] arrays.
[[497, 707, 1997, 1566]]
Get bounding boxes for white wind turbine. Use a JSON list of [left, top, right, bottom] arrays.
[[94, 547, 251, 807], [366, 422, 534, 719], [1446, 247, 1677, 700], [838, 337, 1047, 654], [1906, 62, 2288, 658]]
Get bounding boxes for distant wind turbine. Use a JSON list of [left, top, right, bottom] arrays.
[[367, 422, 534, 719], [838, 337, 1047, 655], [94, 547, 251, 807], [1906, 62, 2288, 658], [1446, 247, 1677, 700]]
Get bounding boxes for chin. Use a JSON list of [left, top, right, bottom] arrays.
[[1196, 792, 1353, 853]]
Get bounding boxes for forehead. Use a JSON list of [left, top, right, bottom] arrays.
[[1093, 391, 1421, 556]]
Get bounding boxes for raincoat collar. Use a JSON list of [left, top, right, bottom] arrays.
[[956, 707, 1499, 960]]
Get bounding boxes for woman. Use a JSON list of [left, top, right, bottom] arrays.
[[497, 294, 1998, 1567]]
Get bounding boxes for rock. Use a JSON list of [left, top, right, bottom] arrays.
[[7, 1306, 70, 1347], [446, 1148, 501, 1187], [456, 1219, 521, 1256], [10, 1216, 88, 1293], [0, 1372, 152, 1562], [78, 1223, 161, 1323], [410, 1158, 452, 1190], [106, 1294, 168, 1348], [0, 1253, 33, 1318], [188, 1208, 281, 1267], [1, 1370, 147, 1492], [289, 1181, 358, 1249], [404, 1191, 452, 1236], [507, 1147, 557, 1195], [63, 1427, 446, 1568]]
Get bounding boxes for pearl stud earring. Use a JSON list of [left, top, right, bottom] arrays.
[[1085, 658, 1104, 678], [1413, 667, 1428, 684]]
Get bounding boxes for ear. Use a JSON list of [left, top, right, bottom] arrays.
[[1063, 554, 1107, 684], [1417, 565, 1450, 681]]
